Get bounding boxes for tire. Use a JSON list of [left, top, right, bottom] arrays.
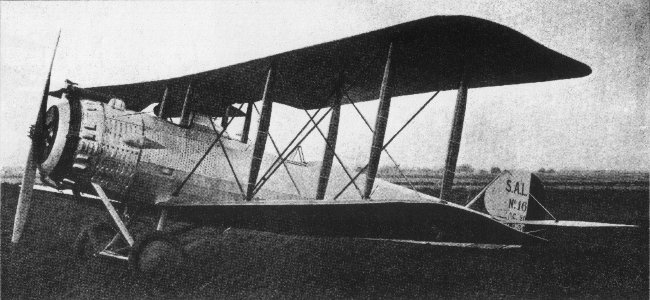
[[73, 222, 117, 260], [129, 232, 185, 279], [72, 187, 83, 202]]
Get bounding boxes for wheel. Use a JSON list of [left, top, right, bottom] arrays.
[[129, 232, 185, 278], [74, 222, 117, 260], [72, 187, 82, 201]]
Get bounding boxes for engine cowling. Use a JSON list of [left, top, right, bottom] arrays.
[[38, 98, 142, 197]]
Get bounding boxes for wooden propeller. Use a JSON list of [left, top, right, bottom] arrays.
[[12, 31, 61, 244]]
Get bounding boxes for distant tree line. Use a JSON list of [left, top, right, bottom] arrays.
[[376, 164, 508, 176], [537, 168, 556, 173]]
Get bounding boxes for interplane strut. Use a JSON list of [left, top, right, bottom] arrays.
[[304, 110, 364, 199], [247, 51, 386, 200], [316, 73, 344, 199], [440, 73, 468, 200], [240, 102, 253, 143], [249, 108, 323, 195], [246, 64, 276, 200], [334, 91, 441, 199], [252, 107, 334, 197], [363, 43, 394, 199]]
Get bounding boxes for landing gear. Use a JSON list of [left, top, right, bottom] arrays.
[[71, 186, 83, 202], [74, 222, 117, 260], [76, 184, 188, 278], [73, 218, 187, 278], [129, 232, 185, 278], [73, 220, 131, 262], [72, 181, 137, 263]]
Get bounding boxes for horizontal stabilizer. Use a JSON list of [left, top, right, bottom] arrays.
[[502, 220, 637, 228], [364, 238, 523, 249]]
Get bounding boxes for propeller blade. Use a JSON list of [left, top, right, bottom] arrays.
[[12, 31, 61, 244], [11, 149, 38, 243], [33, 30, 61, 162]]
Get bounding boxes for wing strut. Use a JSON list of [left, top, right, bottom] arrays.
[[334, 90, 440, 199], [363, 43, 394, 199], [240, 102, 253, 143], [343, 88, 432, 200], [250, 108, 323, 194], [179, 83, 194, 127], [316, 76, 344, 199], [252, 108, 333, 197], [305, 109, 364, 199], [220, 103, 229, 128], [250, 51, 380, 199], [440, 71, 468, 200], [246, 63, 276, 200], [157, 85, 170, 118]]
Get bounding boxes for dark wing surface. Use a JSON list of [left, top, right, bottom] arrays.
[[172, 200, 545, 245], [82, 15, 591, 114]]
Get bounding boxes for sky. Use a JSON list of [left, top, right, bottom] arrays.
[[0, 0, 647, 172]]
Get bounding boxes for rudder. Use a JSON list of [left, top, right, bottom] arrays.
[[483, 171, 546, 231]]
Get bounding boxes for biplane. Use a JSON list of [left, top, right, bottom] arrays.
[[11, 15, 634, 274]]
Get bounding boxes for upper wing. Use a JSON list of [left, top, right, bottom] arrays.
[[78, 15, 591, 114]]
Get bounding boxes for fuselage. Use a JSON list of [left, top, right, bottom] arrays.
[[39, 96, 435, 206]]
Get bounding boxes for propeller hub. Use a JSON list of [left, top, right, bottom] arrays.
[[38, 100, 80, 182], [38, 106, 59, 163]]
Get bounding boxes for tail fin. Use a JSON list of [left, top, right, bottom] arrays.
[[476, 171, 637, 231], [482, 171, 546, 231]]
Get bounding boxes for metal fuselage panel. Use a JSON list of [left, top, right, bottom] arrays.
[[129, 115, 249, 204], [67, 99, 302, 205], [76, 100, 141, 193]]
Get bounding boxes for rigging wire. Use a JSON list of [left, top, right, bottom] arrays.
[[253, 103, 302, 196], [303, 109, 364, 198], [172, 103, 244, 196], [334, 91, 441, 199], [209, 117, 246, 198]]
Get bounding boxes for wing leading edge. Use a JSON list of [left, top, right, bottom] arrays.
[[78, 15, 591, 115]]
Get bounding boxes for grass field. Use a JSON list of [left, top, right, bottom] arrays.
[[1, 172, 648, 299]]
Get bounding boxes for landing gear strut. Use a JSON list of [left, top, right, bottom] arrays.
[[75, 183, 186, 278], [74, 222, 118, 260]]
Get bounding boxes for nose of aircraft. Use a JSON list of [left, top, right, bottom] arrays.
[[39, 106, 59, 163], [37, 101, 73, 179]]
